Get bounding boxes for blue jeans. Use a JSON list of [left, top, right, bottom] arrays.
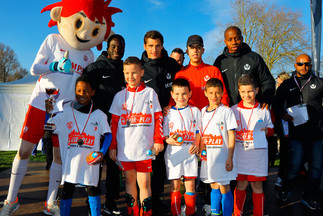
[[284, 139, 323, 199]]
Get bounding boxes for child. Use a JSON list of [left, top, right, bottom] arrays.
[[109, 57, 164, 216], [50, 75, 112, 216], [231, 74, 273, 216], [199, 78, 237, 216], [163, 78, 201, 216]]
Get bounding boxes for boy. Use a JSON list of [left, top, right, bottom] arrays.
[[49, 75, 112, 216], [163, 78, 201, 216], [231, 74, 274, 216], [199, 78, 237, 216], [109, 57, 164, 216]]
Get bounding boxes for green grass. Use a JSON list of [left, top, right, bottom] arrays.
[[0, 151, 46, 172]]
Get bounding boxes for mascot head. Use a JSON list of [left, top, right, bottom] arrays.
[[41, 0, 121, 51]]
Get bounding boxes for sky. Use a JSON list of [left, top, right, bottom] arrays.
[[0, 0, 312, 76]]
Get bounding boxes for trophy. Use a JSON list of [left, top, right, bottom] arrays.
[[44, 88, 60, 131]]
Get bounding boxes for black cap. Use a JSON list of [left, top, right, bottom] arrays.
[[186, 35, 203, 47]]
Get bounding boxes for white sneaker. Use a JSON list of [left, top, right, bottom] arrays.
[[0, 198, 20, 216], [180, 205, 186, 216], [43, 201, 60, 216], [202, 204, 211, 216]]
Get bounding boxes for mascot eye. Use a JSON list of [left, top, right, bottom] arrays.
[[92, 28, 99, 37], [75, 19, 83, 30]]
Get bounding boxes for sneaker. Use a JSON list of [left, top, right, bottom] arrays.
[[274, 177, 282, 188], [202, 204, 211, 216], [276, 190, 291, 202], [103, 203, 121, 215], [0, 198, 20, 216], [301, 197, 321, 211], [43, 201, 60, 216]]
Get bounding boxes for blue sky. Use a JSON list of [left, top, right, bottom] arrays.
[[0, 0, 311, 75]]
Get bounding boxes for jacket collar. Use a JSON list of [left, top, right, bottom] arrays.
[[237, 100, 259, 109], [126, 81, 146, 92]]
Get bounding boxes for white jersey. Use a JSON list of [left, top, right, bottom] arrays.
[[200, 105, 238, 183], [231, 102, 273, 176], [29, 34, 94, 110], [53, 102, 110, 186], [163, 106, 201, 180], [109, 85, 162, 162]]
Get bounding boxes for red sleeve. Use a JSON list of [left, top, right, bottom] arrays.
[[213, 66, 230, 106], [154, 111, 164, 144], [109, 114, 120, 149]]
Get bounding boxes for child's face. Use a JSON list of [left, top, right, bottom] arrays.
[[238, 84, 259, 105], [124, 64, 144, 88], [204, 86, 223, 106], [171, 86, 192, 108], [75, 81, 95, 105]]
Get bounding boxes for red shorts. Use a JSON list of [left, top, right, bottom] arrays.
[[121, 159, 152, 172], [183, 176, 197, 179], [236, 174, 266, 182]]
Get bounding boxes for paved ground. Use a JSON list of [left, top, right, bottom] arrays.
[[0, 161, 322, 216]]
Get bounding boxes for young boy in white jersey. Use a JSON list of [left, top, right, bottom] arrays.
[[231, 74, 274, 216], [109, 57, 164, 216], [48, 75, 112, 216], [163, 78, 200, 216], [199, 78, 237, 216]]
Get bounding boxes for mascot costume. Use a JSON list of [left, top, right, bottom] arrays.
[[0, 1, 121, 216]]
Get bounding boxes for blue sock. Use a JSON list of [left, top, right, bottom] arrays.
[[88, 195, 101, 216], [211, 188, 222, 215], [60, 198, 72, 216], [221, 191, 233, 216]]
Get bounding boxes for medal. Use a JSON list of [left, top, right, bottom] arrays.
[[124, 84, 139, 126], [77, 139, 84, 145], [126, 119, 131, 126], [72, 101, 93, 145]]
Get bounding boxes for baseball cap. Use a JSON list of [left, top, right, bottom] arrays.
[[186, 35, 204, 47]]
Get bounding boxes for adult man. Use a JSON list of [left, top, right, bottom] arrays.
[[83, 34, 125, 216], [214, 26, 275, 107], [141, 30, 180, 213], [174, 34, 230, 109], [274, 54, 323, 211], [170, 48, 185, 69]]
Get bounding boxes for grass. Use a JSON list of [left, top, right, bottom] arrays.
[[0, 151, 46, 172]]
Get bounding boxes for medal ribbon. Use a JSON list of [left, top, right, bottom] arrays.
[[176, 106, 194, 138], [72, 100, 93, 136], [238, 102, 256, 132], [124, 85, 139, 122], [293, 75, 312, 104], [201, 104, 222, 137]]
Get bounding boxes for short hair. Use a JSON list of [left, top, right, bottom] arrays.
[[277, 72, 290, 81], [75, 75, 97, 91], [107, 34, 125, 49], [172, 48, 184, 55], [238, 74, 257, 88], [205, 78, 224, 91], [144, 30, 164, 45], [124, 56, 142, 68], [224, 26, 242, 38], [172, 78, 191, 92]]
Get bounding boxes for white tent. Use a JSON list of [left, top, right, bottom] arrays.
[[0, 75, 39, 150]]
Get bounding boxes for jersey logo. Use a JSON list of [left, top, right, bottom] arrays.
[[60, 49, 66, 52], [166, 73, 172, 80], [310, 84, 317, 89], [121, 103, 127, 111], [221, 69, 228, 73], [67, 121, 73, 130], [83, 55, 88, 62], [68, 130, 95, 146], [102, 75, 111, 79], [204, 75, 210, 82], [289, 87, 297, 92], [23, 126, 28, 134], [144, 79, 152, 84], [244, 64, 251, 70], [169, 122, 174, 129]]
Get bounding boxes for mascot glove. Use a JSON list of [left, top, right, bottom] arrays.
[[49, 57, 73, 74]]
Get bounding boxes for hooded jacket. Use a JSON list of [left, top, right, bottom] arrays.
[[141, 48, 180, 108], [83, 51, 125, 116], [214, 43, 275, 106]]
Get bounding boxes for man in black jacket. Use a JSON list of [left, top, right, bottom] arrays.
[[214, 26, 275, 107], [274, 54, 323, 211], [141, 30, 180, 214], [83, 34, 125, 216]]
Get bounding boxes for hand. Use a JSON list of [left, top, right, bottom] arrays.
[[162, 105, 171, 116], [225, 158, 233, 171], [49, 51, 72, 74], [260, 127, 268, 135], [283, 113, 293, 122], [109, 149, 117, 162], [89, 152, 104, 165], [189, 144, 198, 155], [45, 99, 54, 114], [166, 136, 183, 146], [261, 102, 269, 110], [153, 143, 164, 155]]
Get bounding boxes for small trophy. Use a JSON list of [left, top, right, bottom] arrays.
[[44, 88, 60, 131]]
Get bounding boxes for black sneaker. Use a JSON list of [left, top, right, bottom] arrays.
[[301, 197, 321, 211], [276, 190, 291, 202], [103, 203, 121, 215]]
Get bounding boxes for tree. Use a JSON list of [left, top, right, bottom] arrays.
[[0, 43, 27, 82], [230, 0, 310, 74]]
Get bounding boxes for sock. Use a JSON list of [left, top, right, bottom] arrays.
[[210, 188, 222, 215], [7, 158, 29, 203], [46, 162, 62, 204], [252, 192, 264, 216], [60, 198, 72, 216], [88, 195, 101, 216], [171, 191, 182, 215], [233, 189, 246, 216], [140, 209, 152, 216], [184, 193, 196, 215], [132, 205, 140, 216], [221, 191, 233, 216]]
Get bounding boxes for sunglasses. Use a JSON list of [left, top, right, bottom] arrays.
[[296, 62, 311, 67]]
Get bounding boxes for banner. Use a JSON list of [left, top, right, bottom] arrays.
[[310, 0, 322, 77]]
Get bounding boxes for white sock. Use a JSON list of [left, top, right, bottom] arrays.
[[7, 157, 29, 203], [46, 162, 62, 205]]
